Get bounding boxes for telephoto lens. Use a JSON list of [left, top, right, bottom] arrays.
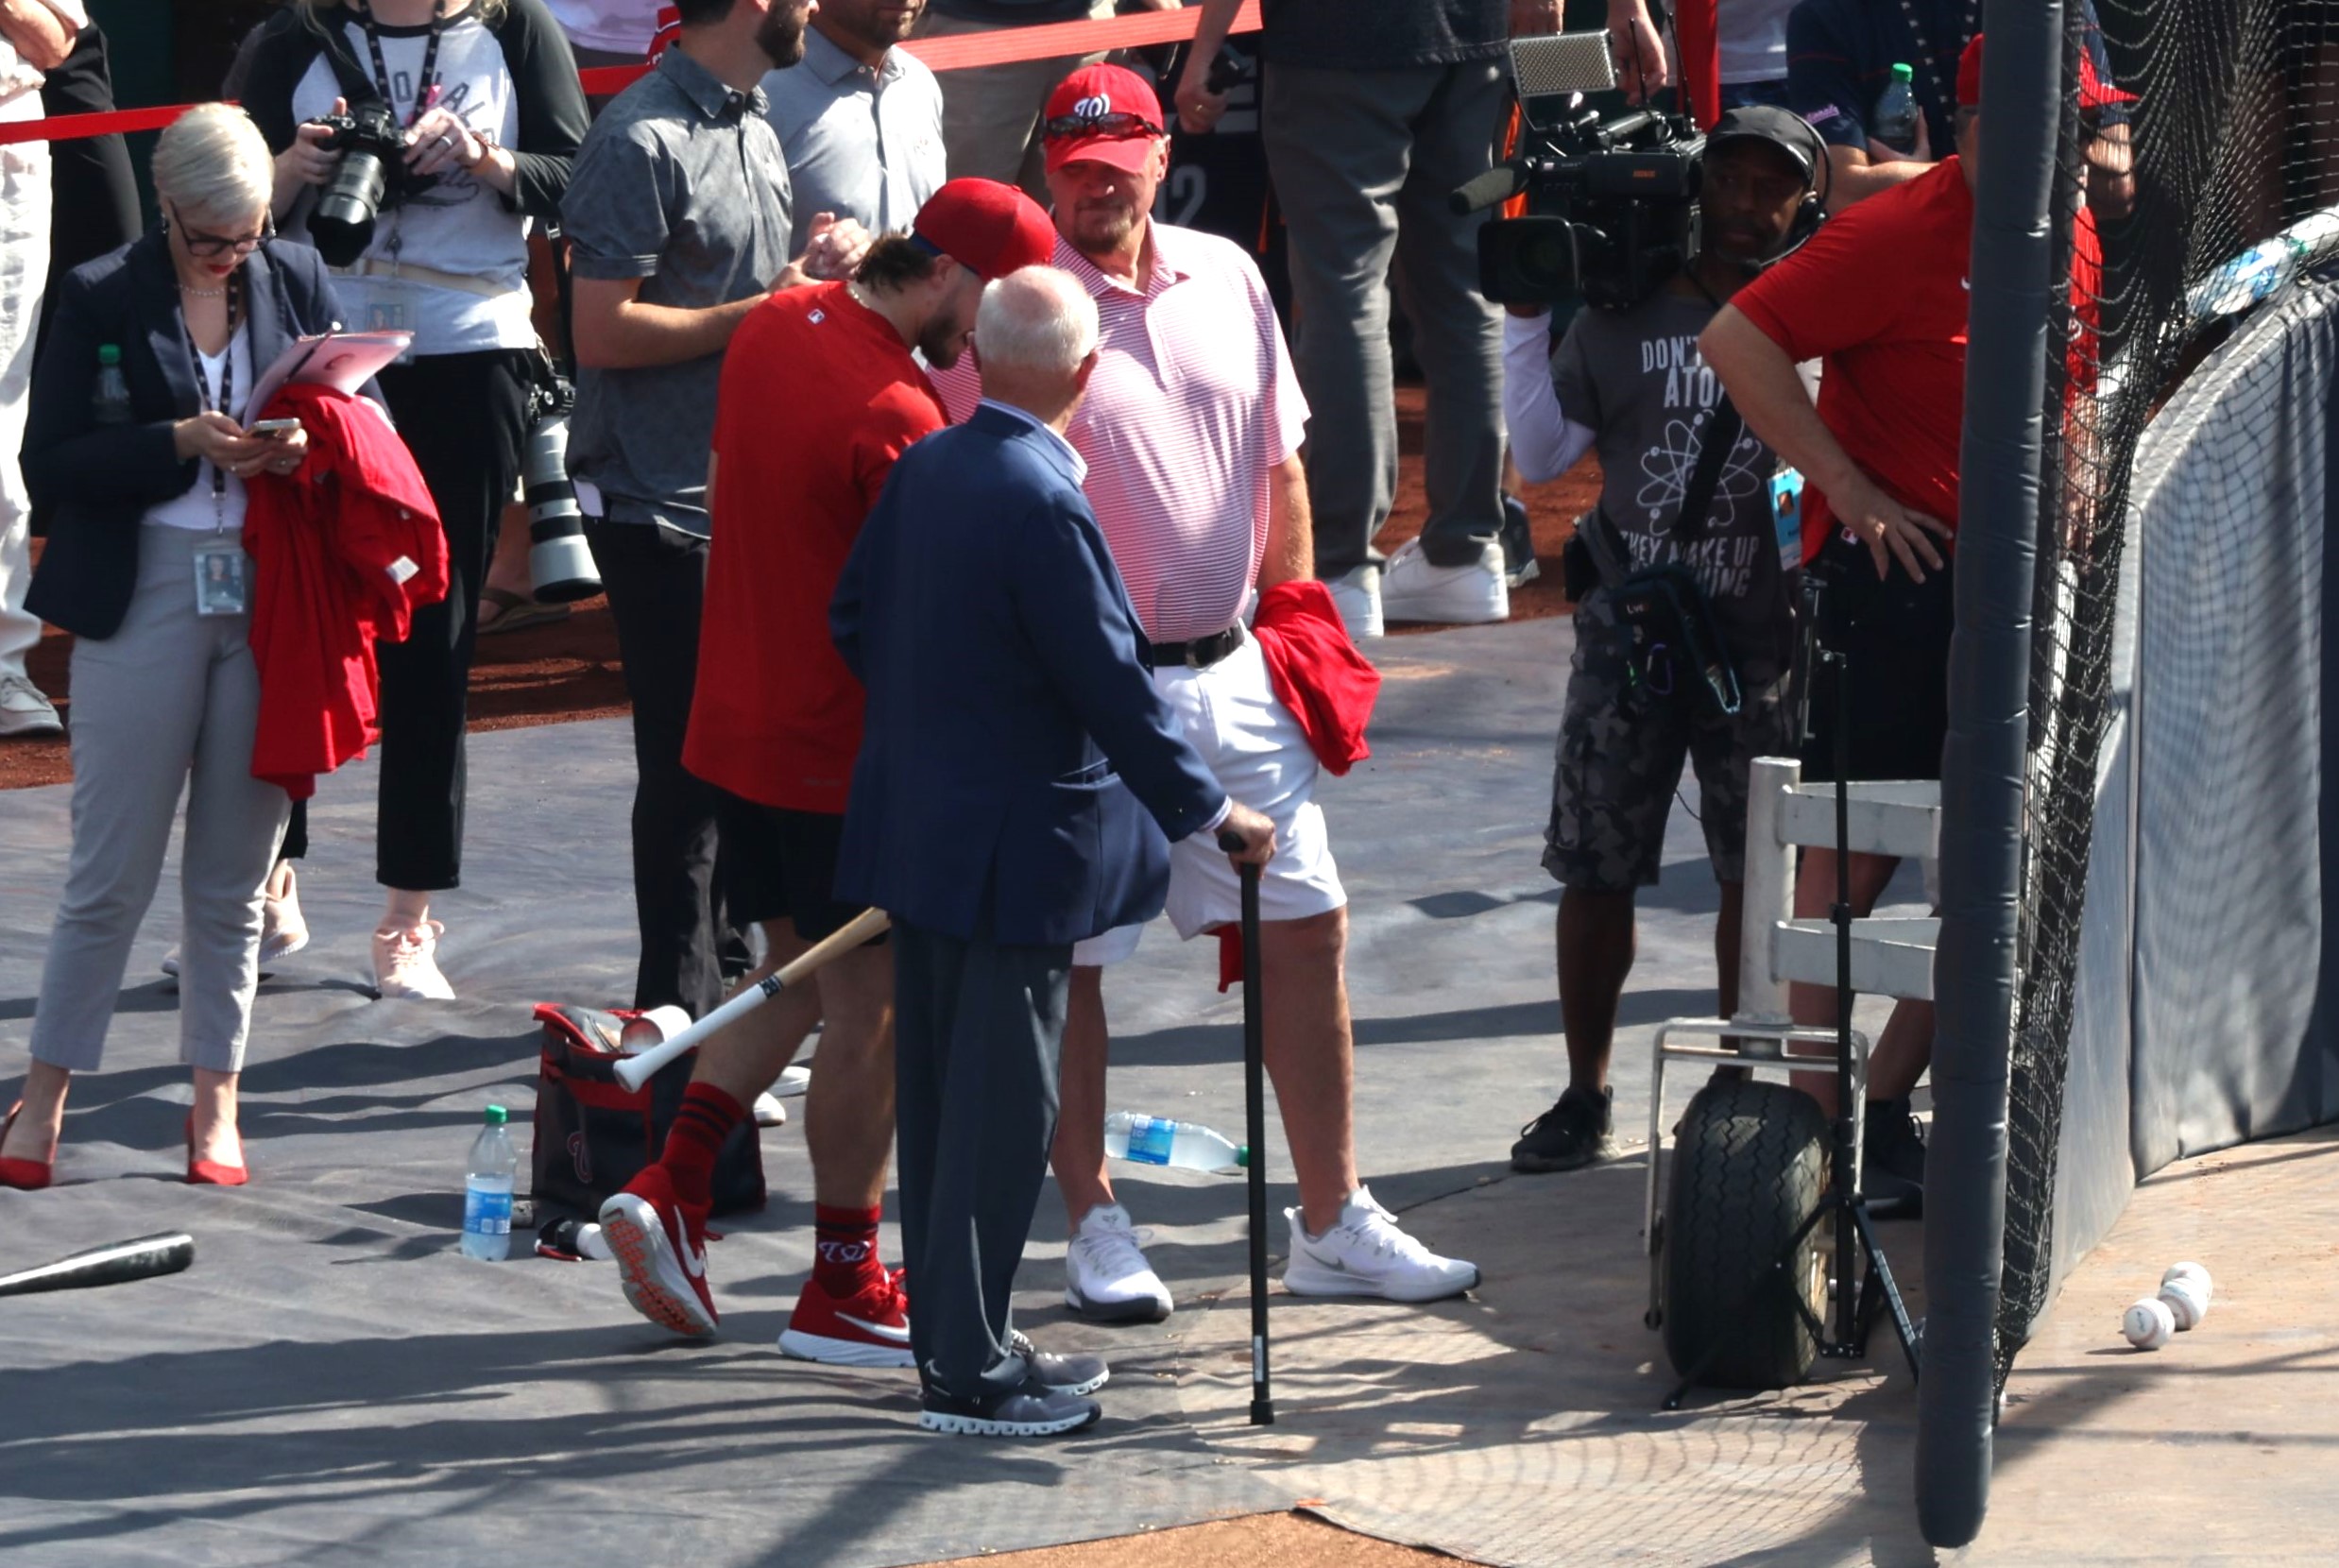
[[522, 376, 600, 603]]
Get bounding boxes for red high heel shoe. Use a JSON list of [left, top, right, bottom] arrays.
[[1, 1100, 56, 1191], [185, 1111, 248, 1187]]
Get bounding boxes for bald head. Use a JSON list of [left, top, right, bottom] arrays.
[[974, 265, 1100, 428]]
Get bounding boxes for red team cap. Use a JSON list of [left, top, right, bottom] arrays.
[[1040, 62, 1167, 175], [912, 179, 1058, 281], [1957, 34, 2136, 111]]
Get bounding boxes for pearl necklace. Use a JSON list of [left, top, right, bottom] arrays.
[[179, 283, 227, 298]]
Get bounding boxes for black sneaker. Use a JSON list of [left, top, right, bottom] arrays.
[[1510, 1084, 1615, 1173], [1500, 493, 1541, 589], [1862, 1097, 1926, 1219], [917, 1375, 1102, 1438], [1007, 1330, 1110, 1396]]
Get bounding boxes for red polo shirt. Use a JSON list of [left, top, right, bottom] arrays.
[[1733, 156, 1972, 561], [684, 281, 946, 811]]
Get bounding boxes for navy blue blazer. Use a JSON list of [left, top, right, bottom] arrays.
[[24, 230, 353, 640], [831, 403, 1227, 946]]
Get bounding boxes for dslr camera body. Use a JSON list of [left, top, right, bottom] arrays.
[[305, 101, 437, 267], [1453, 32, 1703, 311]]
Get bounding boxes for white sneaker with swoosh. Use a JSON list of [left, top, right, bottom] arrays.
[[1282, 1185, 1480, 1303]]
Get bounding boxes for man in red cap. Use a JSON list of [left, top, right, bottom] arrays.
[[934, 61, 1481, 1322], [598, 178, 1059, 1361]]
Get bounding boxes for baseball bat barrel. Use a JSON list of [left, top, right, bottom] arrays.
[[0, 1232, 195, 1298], [612, 907, 892, 1092]]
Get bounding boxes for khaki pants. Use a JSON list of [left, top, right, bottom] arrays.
[[916, 0, 1118, 202]]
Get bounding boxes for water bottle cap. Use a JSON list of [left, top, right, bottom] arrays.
[[1890, 62, 1914, 81], [1236, 1145, 1250, 1167], [98, 344, 121, 366], [483, 1104, 508, 1126]]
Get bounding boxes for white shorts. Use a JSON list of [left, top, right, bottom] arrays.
[[1072, 631, 1346, 967]]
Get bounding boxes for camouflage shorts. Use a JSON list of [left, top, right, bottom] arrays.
[[1542, 588, 1798, 894]]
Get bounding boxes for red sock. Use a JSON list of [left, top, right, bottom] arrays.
[[660, 1082, 745, 1210], [812, 1204, 883, 1295]]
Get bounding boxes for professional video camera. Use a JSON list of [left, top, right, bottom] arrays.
[[1450, 32, 1703, 311], [304, 102, 437, 267]]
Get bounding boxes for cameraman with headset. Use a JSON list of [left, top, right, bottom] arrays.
[[1501, 106, 1824, 1175]]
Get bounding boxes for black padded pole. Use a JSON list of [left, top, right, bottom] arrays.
[[1918, 0, 2061, 1547]]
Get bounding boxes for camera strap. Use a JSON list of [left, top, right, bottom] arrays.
[[1677, 395, 1745, 541], [349, 0, 448, 128]]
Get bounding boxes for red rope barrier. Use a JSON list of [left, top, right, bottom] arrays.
[[0, 1, 1261, 147]]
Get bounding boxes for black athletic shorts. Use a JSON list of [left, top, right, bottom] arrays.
[[714, 793, 879, 944], [1801, 534, 1955, 784]]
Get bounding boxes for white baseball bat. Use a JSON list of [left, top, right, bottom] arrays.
[[612, 907, 892, 1091]]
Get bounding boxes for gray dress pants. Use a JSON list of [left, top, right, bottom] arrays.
[[891, 919, 1072, 1402], [1263, 59, 1510, 574], [30, 524, 291, 1075]]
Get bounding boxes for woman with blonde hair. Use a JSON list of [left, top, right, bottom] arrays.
[[237, 0, 587, 998], [2, 104, 346, 1189]]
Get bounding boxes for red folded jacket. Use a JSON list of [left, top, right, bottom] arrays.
[[242, 383, 448, 799], [1215, 580, 1382, 987]]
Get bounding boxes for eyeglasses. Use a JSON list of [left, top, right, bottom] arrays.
[[171, 205, 274, 260], [1040, 111, 1161, 142]]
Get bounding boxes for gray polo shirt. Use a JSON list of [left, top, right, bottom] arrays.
[[563, 47, 794, 537], [761, 28, 946, 255]]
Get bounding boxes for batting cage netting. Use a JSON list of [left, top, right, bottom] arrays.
[[1922, 0, 2339, 1544]]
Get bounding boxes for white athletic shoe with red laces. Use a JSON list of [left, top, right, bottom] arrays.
[[778, 1266, 914, 1367], [600, 1165, 719, 1337]]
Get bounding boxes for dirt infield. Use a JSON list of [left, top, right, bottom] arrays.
[[0, 385, 1599, 793]]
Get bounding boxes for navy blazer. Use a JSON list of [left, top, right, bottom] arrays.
[[831, 403, 1227, 946], [24, 230, 352, 640]]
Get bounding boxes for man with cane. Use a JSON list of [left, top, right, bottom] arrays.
[[833, 265, 1276, 1436]]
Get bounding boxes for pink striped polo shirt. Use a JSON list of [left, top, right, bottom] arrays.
[[930, 222, 1309, 643]]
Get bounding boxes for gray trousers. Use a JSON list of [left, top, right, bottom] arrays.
[[892, 919, 1071, 1402], [31, 525, 291, 1076], [1263, 60, 1510, 574]]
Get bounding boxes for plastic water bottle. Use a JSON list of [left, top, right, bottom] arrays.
[[461, 1104, 519, 1260], [1873, 63, 1920, 151], [93, 344, 131, 426], [1103, 1111, 1247, 1173]]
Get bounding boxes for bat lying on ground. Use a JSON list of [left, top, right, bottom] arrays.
[[0, 1233, 195, 1298], [612, 908, 892, 1092]]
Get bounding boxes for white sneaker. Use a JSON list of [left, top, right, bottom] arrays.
[[0, 673, 62, 738], [1323, 563, 1384, 640], [1064, 1202, 1173, 1323], [371, 920, 455, 999], [1378, 537, 1510, 626], [751, 1092, 788, 1127], [1282, 1185, 1480, 1303]]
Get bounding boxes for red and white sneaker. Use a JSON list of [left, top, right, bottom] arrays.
[[778, 1267, 914, 1367], [599, 1165, 718, 1338]]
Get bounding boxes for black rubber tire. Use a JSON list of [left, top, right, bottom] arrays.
[[1661, 1077, 1831, 1390]]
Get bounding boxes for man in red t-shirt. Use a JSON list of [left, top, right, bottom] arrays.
[[1697, 39, 1989, 1211], [597, 179, 1058, 1361]]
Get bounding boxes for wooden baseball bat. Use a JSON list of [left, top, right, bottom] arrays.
[[612, 907, 892, 1092], [0, 1232, 195, 1298]]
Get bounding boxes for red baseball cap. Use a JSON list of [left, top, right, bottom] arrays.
[[1956, 34, 2136, 111], [912, 179, 1057, 281], [1041, 62, 1167, 175]]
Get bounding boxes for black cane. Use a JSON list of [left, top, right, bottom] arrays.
[[1221, 832, 1275, 1425]]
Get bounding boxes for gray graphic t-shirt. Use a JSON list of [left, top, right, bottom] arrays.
[[1550, 288, 1800, 675]]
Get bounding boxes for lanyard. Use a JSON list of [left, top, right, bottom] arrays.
[[352, 0, 448, 128], [187, 274, 242, 532]]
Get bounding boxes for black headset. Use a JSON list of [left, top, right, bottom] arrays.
[[1710, 111, 1831, 265]]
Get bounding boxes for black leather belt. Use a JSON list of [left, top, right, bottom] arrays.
[[1143, 623, 1244, 671]]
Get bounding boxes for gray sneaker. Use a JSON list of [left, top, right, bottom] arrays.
[[0, 673, 61, 738]]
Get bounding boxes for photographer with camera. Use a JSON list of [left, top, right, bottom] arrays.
[[242, 0, 589, 999], [1500, 106, 1822, 1175]]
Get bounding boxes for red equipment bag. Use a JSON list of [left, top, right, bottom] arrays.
[[530, 1003, 766, 1220]]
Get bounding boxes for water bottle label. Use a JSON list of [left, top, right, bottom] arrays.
[[1124, 1116, 1175, 1166], [464, 1185, 513, 1236]]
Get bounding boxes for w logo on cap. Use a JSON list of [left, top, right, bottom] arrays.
[[1071, 94, 1113, 122]]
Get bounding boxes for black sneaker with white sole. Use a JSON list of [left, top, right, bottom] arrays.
[[1510, 1084, 1616, 1173], [918, 1375, 1101, 1438], [1007, 1330, 1110, 1396], [1500, 493, 1541, 588]]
